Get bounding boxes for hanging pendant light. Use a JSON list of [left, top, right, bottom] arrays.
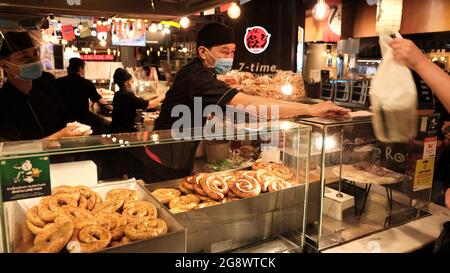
[[227, 3, 241, 19], [312, 0, 330, 21], [179, 17, 190, 29]]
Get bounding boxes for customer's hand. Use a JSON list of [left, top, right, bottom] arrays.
[[309, 101, 350, 117], [390, 38, 429, 70], [445, 188, 450, 210], [47, 124, 87, 140]]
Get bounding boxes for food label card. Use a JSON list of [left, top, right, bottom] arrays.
[[413, 158, 435, 192], [0, 156, 51, 202]]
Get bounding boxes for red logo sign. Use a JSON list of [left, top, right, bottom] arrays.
[[244, 26, 271, 54]]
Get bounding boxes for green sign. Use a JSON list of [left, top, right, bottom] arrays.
[[1, 156, 51, 202]]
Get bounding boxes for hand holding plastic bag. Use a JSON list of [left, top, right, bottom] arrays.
[[370, 33, 418, 143]]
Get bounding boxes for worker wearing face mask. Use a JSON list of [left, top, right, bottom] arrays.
[[155, 23, 348, 132], [0, 31, 85, 141], [120, 23, 348, 183]]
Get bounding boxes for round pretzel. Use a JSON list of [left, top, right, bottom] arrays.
[[48, 193, 79, 212], [124, 218, 168, 241], [122, 201, 158, 222], [230, 177, 261, 198], [169, 194, 199, 212], [75, 185, 102, 211], [26, 220, 46, 235], [74, 215, 111, 231], [200, 175, 229, 201], [105, 189, 139, 202], [52, 186, 80, 197], [32, 221, 74, 253], [27, 206, 46, 227], [54, 206, 92, 224], [92, 199, 124, 214], [38, 197, 59, 222], [151, 188, 181, 205], [67, 225, 111, 253]]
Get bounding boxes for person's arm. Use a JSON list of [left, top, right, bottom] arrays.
[[96, 98, 113, 111], [44, 124, 87, 140], [228, 93, 350, 118], [147, 94, 165, 109], [390, 39, 450, 112]]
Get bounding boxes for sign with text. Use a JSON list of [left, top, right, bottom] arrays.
[[423, 136, 438, 159], [1, 156, 51, 202], [413, 158, 435, 192], [80, 54, 115, 61]]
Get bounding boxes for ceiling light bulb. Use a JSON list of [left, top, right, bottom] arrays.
[[312, 0, 330, 21], [179, 17, 190, 29], [227, 3, 241, 19]]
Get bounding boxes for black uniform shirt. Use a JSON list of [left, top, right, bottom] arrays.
[[145, 57, 238, 178], [111, 89, 149, 133], [0, 72, 69, 141], [56, 73, 102, 122], [155, 57, 238, 130]]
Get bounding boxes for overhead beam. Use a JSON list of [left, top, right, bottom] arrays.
[[181, 0, 232, 15], [0, 0, 182, 17]]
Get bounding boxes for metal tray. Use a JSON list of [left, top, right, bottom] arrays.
[[144, 171, 306, 253], [2, 180, 186, 253]]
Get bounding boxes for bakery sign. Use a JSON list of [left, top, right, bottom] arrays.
[[244, 26, 271, 54], [0, 156, 51, 202]]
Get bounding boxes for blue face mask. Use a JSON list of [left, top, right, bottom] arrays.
[[6, 61, 43, 80], [205, 48, 233, 75]]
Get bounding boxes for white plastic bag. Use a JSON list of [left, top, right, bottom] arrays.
[[370, 33, 417, 143]]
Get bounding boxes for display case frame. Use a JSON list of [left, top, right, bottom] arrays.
[[0, 121, 312, 253], [296, 115, 436, 251]]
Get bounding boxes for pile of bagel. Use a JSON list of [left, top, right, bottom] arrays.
[[25, 186, 168, 253], [151, 162, 297, 214]]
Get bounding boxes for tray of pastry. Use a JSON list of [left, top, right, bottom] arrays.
[[144, 162, 307, 230], [2, 180, 186, 253], [331, 161, 407, 185]]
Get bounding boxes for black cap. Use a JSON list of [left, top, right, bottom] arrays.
[[113, 68, 132, 88], [197, 23, 235, 49], [67, 57, 85, 73], [0, 31, 36, 59]]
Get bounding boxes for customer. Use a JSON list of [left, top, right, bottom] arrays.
[[110, 68, 164, 133], [0, 31, 86, 141], [390, 38, 450, 209], [390, 38, 450, 112], [56, 57, 110, 134]]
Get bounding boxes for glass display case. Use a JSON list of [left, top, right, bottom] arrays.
[[296, 115, 439, 251], [0, 121, 311, 253]]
